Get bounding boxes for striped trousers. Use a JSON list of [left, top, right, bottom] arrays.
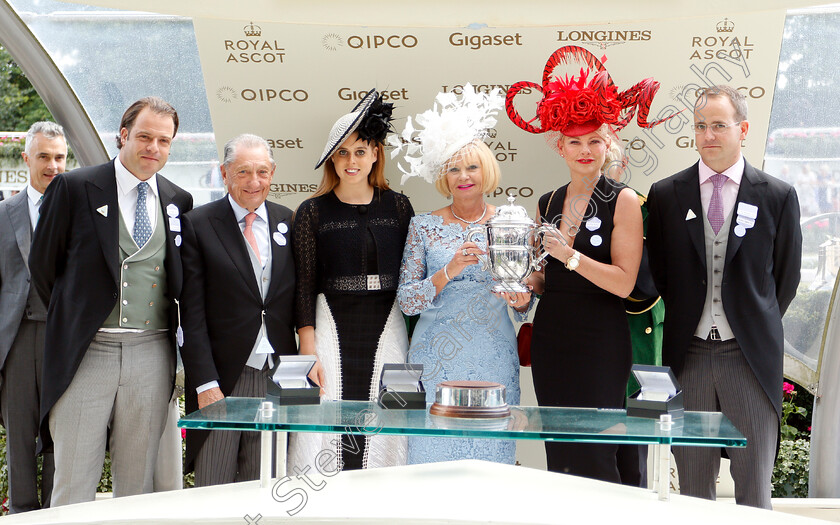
[[673, 337, 777, 509]]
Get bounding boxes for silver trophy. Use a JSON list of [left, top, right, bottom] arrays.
[[467, 195, 554, 293]]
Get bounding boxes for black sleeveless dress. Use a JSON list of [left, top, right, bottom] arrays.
[[530, 175, 633, 483]]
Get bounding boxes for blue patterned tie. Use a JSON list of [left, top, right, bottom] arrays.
[[133, 181, 152, 248]]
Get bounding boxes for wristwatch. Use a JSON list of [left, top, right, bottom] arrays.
[[565, 250, 581, 271]]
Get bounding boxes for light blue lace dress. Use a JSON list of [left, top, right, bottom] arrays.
[[397, 213, 526, 464]]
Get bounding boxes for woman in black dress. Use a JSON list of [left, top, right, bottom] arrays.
[[289, 89, 414, 472], [506, 46, 673, 482]]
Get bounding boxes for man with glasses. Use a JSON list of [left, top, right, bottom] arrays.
[[646, 85, 802, 508]]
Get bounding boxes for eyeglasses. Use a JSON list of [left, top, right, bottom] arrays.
[[692, 122, 742, 134]]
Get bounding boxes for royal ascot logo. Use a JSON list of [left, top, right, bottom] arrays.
[[269, 183, 318, 199], [322, 33, 418, 50], [555, 29, 652, 49], [441, 84, 533, 96], [222, 21, 286, 64], [486, 137, 520, 163], [337, 88, 409, 102], [688, 18, 754, 60], [448, 32, 523, 50], [717, 18, 735, 33], [215, 86, 309, 103]]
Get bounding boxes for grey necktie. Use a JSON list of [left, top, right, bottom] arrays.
[[133, 181, 152, 248]]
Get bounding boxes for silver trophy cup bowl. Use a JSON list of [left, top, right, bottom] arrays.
[[466, 195, 554, 293]]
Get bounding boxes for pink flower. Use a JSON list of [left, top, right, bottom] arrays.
[[181, 428, 187, 439], [783, 382, 795, 395]]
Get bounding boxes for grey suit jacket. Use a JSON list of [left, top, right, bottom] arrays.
[[0, 190, 35, 397]]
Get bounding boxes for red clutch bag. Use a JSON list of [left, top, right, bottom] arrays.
[[517, 322, 533, 367]]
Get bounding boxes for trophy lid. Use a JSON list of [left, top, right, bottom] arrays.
[[488, 195, 536, 225]]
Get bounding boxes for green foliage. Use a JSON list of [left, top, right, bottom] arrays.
[[772, 439, 811, 498], [0, 46, 52, 131]]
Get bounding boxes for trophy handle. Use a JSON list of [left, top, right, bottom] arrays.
[[530, 224, 558, 271], [466, 225, 491, 271]]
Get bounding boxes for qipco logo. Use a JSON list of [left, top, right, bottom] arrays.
[[240, 89, 309, 102], [346, 34, 419, 49]]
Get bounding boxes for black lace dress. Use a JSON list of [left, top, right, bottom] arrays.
[[292, 188, 413, 469]]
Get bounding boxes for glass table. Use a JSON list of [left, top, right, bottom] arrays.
[[179, 398, 746, 501]]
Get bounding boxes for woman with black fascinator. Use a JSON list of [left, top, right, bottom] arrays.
[[288, 89, 414, 472]]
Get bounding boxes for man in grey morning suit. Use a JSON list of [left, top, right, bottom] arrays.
[[647, 85, 802, 508], [180, 134, 296, 485], [0, 122, 65, 512], [30, 97, 193, 506]]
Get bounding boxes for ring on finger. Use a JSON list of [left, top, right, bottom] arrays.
[[462, 249, 468, 256]]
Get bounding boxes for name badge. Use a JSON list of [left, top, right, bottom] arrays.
[[737, 202, 758, 220]]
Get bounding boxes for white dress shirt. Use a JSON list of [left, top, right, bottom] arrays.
[[26, 184, 44, 231], [115, 156, 159, 235], [228, 195, 269, 268]]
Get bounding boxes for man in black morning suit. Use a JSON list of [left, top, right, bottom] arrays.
[[179, 134, 296, 486], [30, 97, 194, 506], [0, 121, 66, 512], [647, 85, 802, 508]]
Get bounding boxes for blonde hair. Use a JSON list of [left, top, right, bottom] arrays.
[[312, 141, 389, 198], [434, 141, 501, 198]]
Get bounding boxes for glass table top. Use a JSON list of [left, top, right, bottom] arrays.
[[179, 398, 746, 447]]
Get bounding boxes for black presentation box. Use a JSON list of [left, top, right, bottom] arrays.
[[266, 355, 321, 406], [378, 363, 426, 410], [626, 364, 684, 419]]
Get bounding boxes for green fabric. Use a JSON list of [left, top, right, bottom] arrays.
[[625, 189, 664, 396], [103, 203, 169, 329]]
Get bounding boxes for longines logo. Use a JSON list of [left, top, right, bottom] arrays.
[[441, 84, 532, 96], [689, 18, 753, 60], [556, 29, 651, 49], [448, 32, 523, 50], [322, 32, 418, 50], [269, 183, 318, 199], [338, 88, 409, 101], [222, 21, 286, 64], [215, 86, 309, 103]]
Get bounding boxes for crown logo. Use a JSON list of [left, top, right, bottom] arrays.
[[716, 18, 734, 33], [244, 21, 262, 37]]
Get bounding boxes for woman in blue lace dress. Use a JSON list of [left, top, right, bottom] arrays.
[[393, 86, 532, 464]]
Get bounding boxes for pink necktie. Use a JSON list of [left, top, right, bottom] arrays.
[[707, 173, 727, 235], [243, 212, 260, 260]]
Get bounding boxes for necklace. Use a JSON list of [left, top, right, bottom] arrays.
[[450, 203, 487, 225]]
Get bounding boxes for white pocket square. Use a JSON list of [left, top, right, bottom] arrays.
[[685, 209, 697, 220], [96, 205, 108, 217]]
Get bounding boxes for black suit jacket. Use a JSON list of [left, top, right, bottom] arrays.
[[179, 196, 296, 470], [30, 160, 194, 450], [646, 160, 801, 416]]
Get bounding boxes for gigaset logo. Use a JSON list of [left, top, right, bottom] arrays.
[[448, 32, 523, 50], [337, 88, 409, 101]]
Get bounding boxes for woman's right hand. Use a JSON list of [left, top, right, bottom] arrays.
[[446, 241, 484, 279], [298, 326, 325, 395]]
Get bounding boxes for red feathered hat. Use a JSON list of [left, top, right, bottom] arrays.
[[506, 46, 674, 137]]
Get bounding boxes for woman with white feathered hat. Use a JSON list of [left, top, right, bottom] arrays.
[[393, 84, 532, 465]]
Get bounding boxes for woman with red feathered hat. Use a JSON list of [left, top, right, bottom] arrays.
[[506, 46, 674, 483]]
